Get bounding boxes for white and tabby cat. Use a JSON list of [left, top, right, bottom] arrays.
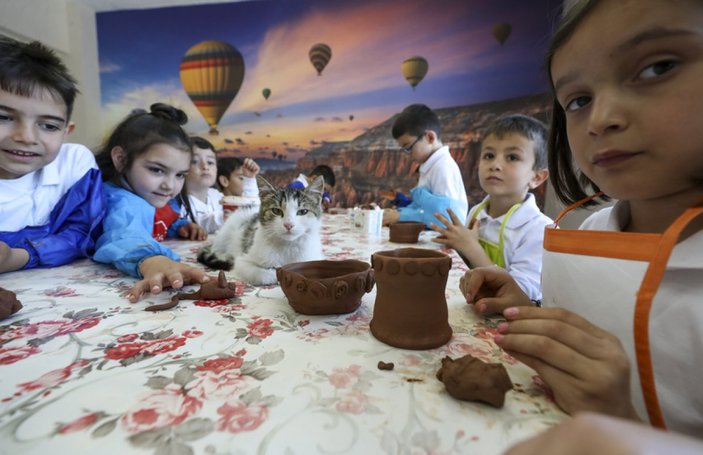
[[198, 175, 324, 285]]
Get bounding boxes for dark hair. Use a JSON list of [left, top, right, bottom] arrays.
[[96, 103, 191, 183], [481, 114, 548, 169], [391, 104, 442, 140], [310, 164, 336, 187], [0, 36, 78, 121], [546, 0, 604, 206], [216, 157, 244, 190], [190, 136, 215, 152]]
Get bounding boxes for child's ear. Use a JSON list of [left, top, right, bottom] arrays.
[[66, 122, 76, 135], [217, 175, 229, 189], [425, 130, 438, 145], [528, 168, 549, 189], [110, 146, 128, 172]]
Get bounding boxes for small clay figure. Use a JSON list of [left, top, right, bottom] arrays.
[[377, 361, 395, 371], [0, 287, 22, 320], [144, 271, 238, 311], [436, 355, 513, 408]]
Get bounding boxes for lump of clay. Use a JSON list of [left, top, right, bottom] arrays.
[[436, 355, 512, 408], [145, 271, 238, 311], [0, 287, 22, 320]]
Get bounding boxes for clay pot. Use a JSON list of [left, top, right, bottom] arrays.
[[277, 260, 375, 315], [389, 221, 425, 243], [370, 248, 452, 349]]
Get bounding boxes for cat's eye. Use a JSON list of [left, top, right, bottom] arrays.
[[297, 209, 308, 216], [271, 208, 283, 216]]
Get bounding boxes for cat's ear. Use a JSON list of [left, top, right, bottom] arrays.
[[256, 175, 276, 196], [307, 176, 324, 196]]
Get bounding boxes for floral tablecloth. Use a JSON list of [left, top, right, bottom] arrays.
[[0, 213, 565, 455]]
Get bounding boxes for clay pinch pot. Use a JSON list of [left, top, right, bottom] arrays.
[[389, 221, 425, 243], [370, 248, 452, 349], [276, 260, 375, 315]]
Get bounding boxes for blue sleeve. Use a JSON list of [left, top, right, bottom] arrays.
[[0, 168, 106, 269], [93, 185, 180, 278], [398, 187, 465, 228], [394, 192, 412, 208], [288, 181, 305, 189], [166, 199, 190, 239]]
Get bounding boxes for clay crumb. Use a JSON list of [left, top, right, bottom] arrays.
[[377, 361, 394, 371], [404, 378, 424, 383]]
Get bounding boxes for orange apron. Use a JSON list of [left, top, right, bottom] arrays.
[[543, 195, 703, 432]]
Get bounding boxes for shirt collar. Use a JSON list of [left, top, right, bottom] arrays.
[[419, 145, 450, 174]]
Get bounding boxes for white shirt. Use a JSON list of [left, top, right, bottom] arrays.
[[571, 201, 703, 435], [417, 145, 469, 218], [184, 188, 224, 234], [469, 193, 553, 300], [0, 143, 97, 232]]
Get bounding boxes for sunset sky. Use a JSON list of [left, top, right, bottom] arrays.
[[97, 0, 560, 160]]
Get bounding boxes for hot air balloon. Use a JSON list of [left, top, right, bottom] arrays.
[[180, 40, 245, 135], [262, 88, 271, 100], [349, 115, 354, 121], [401, 56, 428, 90], [309, 43, 332, 76], [492, 22, 512, 45]]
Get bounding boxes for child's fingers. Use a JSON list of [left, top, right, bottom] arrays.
[[445, 208, 463, 226], [503, 306, 615, 340], [433, 212, 452, 228], [165, 271, 184, 289]]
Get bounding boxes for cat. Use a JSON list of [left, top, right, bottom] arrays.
[[197, 175, 324, 285]]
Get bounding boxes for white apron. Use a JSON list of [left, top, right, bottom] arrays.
[[542, 194, 703, 435]]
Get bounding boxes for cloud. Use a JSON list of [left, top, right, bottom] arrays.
[[99, 61, 122, 74]]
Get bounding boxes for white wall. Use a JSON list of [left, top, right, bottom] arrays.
[[0, 0, 103, 149]]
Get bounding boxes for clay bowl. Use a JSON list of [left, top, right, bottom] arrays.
[[389, 221, 425, 243], [276, 260, 375, 315]]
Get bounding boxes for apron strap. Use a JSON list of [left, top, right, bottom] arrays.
[[553, 192, 604, 226], [634, 200, 703, 429]]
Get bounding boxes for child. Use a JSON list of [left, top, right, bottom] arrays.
[[461, 0, 703, 437], [181, 136, 224, 233], [0, 36, 105, 276], [382, 104, 469, 227], [93, 103, 208, 302], [431, 114, 551, 301], [289, 164, 335, 209], [217, 156, 260, 198]]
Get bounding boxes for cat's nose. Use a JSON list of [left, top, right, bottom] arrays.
[[284, 222, 294, 231]]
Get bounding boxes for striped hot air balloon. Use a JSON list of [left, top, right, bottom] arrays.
[[179, 40, 245, 135], [401, 56, 429, 90], [309, 43, 332, 76]]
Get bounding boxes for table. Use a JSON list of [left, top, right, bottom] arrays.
[[0, 213, 565, 454]]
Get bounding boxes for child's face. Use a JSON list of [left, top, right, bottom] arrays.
[[0, 88, 71, 180], [122, 143, 191, 208], [478, 133, 546, 201], [186, 146, 217, 191], [397, 132, 435, 164], [551, 0, 703, 203], [220, 167, 245, 196]]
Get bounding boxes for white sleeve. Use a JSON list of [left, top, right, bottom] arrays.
[[241, 176, 259, 198]]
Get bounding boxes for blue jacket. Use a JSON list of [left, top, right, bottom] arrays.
[[398, 187, 465, 228], [0, 168, 105, 269], [93, 183, 186, 278]]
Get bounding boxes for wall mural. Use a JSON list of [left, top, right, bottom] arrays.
[[97, 0, 560, 208]]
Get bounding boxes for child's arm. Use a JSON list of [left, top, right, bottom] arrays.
[[459, 265, 533, 314], [0, 168, 105, 270], [495, 305, 641, 421], [127, 255, 209, 303], [0, 242, 29, 273], [397, 187, 465, 227], [241, 158, 260, 178], [431, 209, 493, 268], [382, 208, 400, 225], [176, 223, 208, 241]]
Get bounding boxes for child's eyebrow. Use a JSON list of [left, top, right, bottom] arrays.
[[0, 104, 66, 124], [614, 27, 695, 54], [145, 159, 189, 173]]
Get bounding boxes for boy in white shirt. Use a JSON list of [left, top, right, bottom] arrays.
[[431, 114, 551, 301]]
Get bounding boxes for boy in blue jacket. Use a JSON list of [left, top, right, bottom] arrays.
[[0, 37, 105, 275]]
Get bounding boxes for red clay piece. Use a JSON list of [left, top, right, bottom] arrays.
[[436, 355, 513, 408], [389, 221, 425, 243]]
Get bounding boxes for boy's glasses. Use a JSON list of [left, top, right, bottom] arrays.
[[402, 135, 423, 153]]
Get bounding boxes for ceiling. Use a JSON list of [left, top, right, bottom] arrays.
[[73, 0, 246, 12]]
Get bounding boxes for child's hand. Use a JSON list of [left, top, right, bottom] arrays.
[[0, 241, 29, 274], [459, 266, 532, 314], [178, 223, 208, 241], [432, 209, 492, 268], [495, 306, 640, 420], [242, 158, 260, 178], [382, 208, 400, 226], [130, 255, 210, 302]]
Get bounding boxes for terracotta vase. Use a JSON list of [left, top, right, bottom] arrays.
[[276, 260, 375, 315], [389, 222, 425, 243], [370, 248, 452, 349]]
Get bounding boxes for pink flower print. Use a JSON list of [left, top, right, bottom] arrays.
[[0, 345, 40, 365], [18, 359, 89, 392], [194, 299, 230, 307], [445, 342, 492, 362], [121, 385, 202, 433], [335, 389, 368, 414], [247, 318, 274, 339], [216, 400, 268, 433], [329, 365, 362, 389], [182, 330, 203, 339], [117, 333, 139, 343], [105, 342, 149, 360], [57, 412, 100, 434], [197, 356, 244, 374], [43, 286, 79, 297], [187, 370, 248, 400], [473, 327, 499, 342], [61, 317, 100, 335], [401, 355, 423, 367], [142, 337, 186, 356]]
